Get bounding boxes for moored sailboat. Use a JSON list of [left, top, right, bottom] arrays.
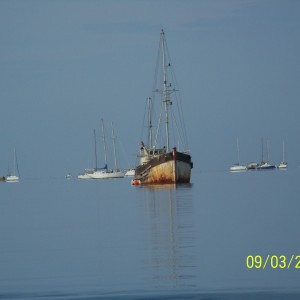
[[278, 140, 287, 169], [230, 138, 247, 172], [6, 149, 20, 182], [89, 119, 125, 179], [257, 139, 276, 170], [78, 129, 100, 179], [132, 30, 193, 185]]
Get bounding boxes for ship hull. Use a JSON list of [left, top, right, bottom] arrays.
[[89, 170, 125, 179], [134, 149, 192, 184]]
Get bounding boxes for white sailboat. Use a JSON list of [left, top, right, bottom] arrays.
[[78, 129, 100, 179], [278, 140, 287, 169], [125, 169, 135, 176], [6, 149, 20, 182], [230, 137, 247, 172], [90, 120, 125, 179], [257, 139, 276, 170]]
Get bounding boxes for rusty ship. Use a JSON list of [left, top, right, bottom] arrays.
[[132, 30, 193, 185]]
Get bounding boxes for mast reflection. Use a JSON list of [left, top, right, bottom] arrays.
[[140, 184, 196, 289]]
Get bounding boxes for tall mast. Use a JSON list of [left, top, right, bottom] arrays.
[[267, 140, 270, 162], [94, 128, 98, 170], [13, 148, 16, 175], [111, 121, 118, 169], [261, 137, 264, 163], [161, 29, 171, 152], [101, 118, 108, 167], [236, 137, 241, 165], [147, 97, 153, 148]]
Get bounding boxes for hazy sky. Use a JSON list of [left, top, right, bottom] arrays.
[[0, 0, 299, 178]]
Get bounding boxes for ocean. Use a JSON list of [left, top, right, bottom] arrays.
[[0, 169, 299, 299]]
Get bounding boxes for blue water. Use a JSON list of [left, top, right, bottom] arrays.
[[0, 169, 299, 299]]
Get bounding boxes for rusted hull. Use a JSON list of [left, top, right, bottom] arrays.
[[134, 150, 192, 184]]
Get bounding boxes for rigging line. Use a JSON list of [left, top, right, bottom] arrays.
[[170, 108, 185, 151], [154, 101, 164, 148], [152, 33, 162, 95], [100, 118, 109, 167], [165, 35, 189, 151], [118, 137, 137, 168], [171, 110, 183, 146], [15, 149, 20, 178], [173, 91, 189, 150], [169, 107, 176, 150], [170, 62, 189, 150], [139, 98, 147, 143], [162, 32, 189, 151]]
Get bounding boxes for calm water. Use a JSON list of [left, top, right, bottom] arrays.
[[0, 169, 300, 299]]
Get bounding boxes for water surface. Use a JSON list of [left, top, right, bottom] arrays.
[[0, 169, 299, 299]]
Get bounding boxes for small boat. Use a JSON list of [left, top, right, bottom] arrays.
[[278, 141, 287, 169], [78, 168, 95, 179], [257, 139, 276, 170], [132, 30, 193, 185], [65, 173, 72, 179], [78, 129, 98, 180], [125, 168, 135, 177], [6, 149, 20, 182], [246, 162, 259, 170], [6, 175, 19, 182], [278, 162, 287, 169], [257, 162, 276, 170], [230, 138, 247, 172], [230, 164, 247, 172], [91, 167, 125, 179]]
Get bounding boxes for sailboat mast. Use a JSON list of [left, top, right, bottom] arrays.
[[111, 121, 118, 169], [267, 140, 270, 162], [147, 97, 153, 148], [94, 129, 98, 170], [161, 29, 171, 152], [236, 137, 241, 165], [101, 119, 108, 167], [261, 138, 264, 163], [13, 148, 16, 175]]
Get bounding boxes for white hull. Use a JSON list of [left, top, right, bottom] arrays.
[[230, 165, 247, 172], [7, 149, 19, 182], [278, 162, 287, 169], [78, 168, 96, 179], [6, 175, 19, 182], [278, 141, 287, 169], [78, 173, 93, 179], [257, 162, 276, 170], [89, 169, 125, 179], [125, 169, 135, 176]]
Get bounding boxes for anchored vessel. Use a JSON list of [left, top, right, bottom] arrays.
[[278, 141, 287, 169], [230, 138, 247, 172], [257, 139, 276, 170], [6, 149, 20, 182], [132, 30, 193, 185], [89, 119, 125, 179]]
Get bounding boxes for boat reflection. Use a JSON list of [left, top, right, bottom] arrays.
[[138, 183, 193, 190], [140, 184, 197, 289]]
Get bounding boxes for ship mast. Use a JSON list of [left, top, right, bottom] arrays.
[[147, 97, 153, 148], [101, 118, 108, 168], [94, 128, 98, 170], [111, 121, 118, 169], [161, 29, 171, 152]]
